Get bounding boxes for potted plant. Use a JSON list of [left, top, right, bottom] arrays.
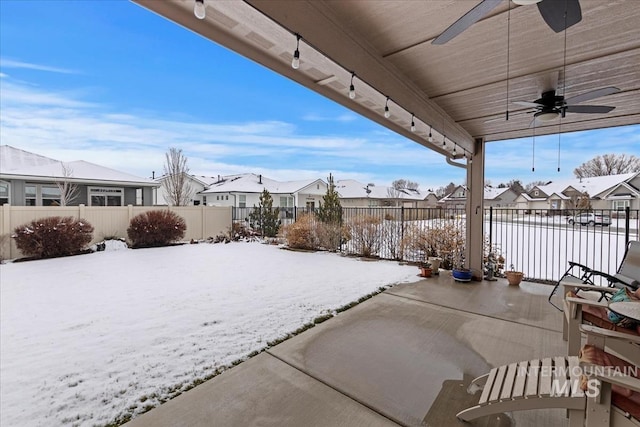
[[505, 264, 524, 286], [451, 246, 472, 282], [418, 261, 433, 278], [428, 256, 442, 275]]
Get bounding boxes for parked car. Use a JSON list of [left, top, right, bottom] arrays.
[[567, 213, 611, 226]]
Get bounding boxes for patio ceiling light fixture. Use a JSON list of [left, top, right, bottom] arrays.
[[384, 97, 391, 118], [194, 0, 206, 19], [410, 114, 416, 132], [349, 73, 356, 99], [291, 34, 301, 69]]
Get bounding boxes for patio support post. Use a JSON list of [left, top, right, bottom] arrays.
[[466, 138, 485, 279]]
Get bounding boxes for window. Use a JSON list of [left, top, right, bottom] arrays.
[[88, 187, 123, 206], [25, 185, 37, 206], [203, 196, 207, 204], [534, 190, 539, 197], [216, 196, 220, 200], [225, 195, 228, 200], [41, 186, 61, 206], [613, 199, 630, 210], [280, 196, 294, 207], [239, 195, 246, 208], [0, 181, 10, 205]]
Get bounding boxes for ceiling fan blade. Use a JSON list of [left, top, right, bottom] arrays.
[[513, 101, 542, 108], [564, 87, 620, 105], [565, 105, 616, 114], [537, 0, 582, 33], [432, 0, 501, 45]]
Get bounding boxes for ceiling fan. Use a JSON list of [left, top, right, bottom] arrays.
[[513, 86, 620, 127], [432, 0, 582, 45]]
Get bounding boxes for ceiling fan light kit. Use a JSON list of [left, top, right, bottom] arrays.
[[512, 0, 542, 5]]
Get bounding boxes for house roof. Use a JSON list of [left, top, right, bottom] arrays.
[[534, 173, 637, 200], [0, 145, 158, 186], [484, 186, 512, 201], [335, 179, 431, 201], [200, 173, 325, 195]]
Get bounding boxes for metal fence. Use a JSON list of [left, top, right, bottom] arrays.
[[234, 206, 639, 282]]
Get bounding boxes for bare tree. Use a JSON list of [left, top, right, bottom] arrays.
[[56, 163, 80, 206], [162, 147, 194, 206], [574, 154, 640, 178], [386, 186, 401, 206]]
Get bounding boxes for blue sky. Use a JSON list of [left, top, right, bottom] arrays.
[[1, 1, 638, 191]]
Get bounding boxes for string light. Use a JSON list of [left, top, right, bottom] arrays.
[[384, 97, 390, 118], [194, 0, 206, 19], [291, 34, 301, 69], [349, 73, 356, 99], [442, 135, 447, 148], [410, 114, 416, 132], [453, 144, 457, 155], [428, 125, 433, 143]]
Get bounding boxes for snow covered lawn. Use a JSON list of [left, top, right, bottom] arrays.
[[0, 242, 421, 427]]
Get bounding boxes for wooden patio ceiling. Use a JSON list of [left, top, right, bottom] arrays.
[[133, 0, 640, 157]]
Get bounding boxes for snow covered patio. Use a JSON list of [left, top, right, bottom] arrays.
[[123, 267, 567, 426]]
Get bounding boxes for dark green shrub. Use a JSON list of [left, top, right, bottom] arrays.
[[12, 216, 94, 259], [249, 189, 280, 237], [127, 210, 186, 248]]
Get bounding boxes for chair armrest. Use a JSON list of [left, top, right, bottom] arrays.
[[565, 297, 609, 309], [589, 270, 626, 287], [561, 282, 617, 293], [594, 370, 640, 393], [580, 324, 640, 344]]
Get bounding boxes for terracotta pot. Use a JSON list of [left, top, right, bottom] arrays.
[[420, 267, 433, 278], [505, 271, 524, 286]]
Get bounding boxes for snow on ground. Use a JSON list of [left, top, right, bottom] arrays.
[[0, 242, 421, 427]]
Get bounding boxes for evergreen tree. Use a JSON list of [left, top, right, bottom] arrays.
[[318, 174, 342, 224], [249, 189, 280, 237]]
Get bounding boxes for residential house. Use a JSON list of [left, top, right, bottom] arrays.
[[335, 179, 438, 208], [0, 145, 158, 206], [438, 185, 518, 211], [199, 173, 327, 211], [155, 174, 219, 206], [514, 173, 640, 213]]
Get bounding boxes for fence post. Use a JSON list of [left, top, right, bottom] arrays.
[[489, 206, 493, 248], [625, 206, 630, 247], [401, 205, 405, 244], [79, 203, 85, 220]]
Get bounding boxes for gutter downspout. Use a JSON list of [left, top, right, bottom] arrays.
[[446, 156, 467, 169]]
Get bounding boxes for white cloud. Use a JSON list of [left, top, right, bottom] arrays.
[[0, 58, 79, 74]]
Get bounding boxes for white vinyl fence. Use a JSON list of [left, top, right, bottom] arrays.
[[0, 204, 232, 260]]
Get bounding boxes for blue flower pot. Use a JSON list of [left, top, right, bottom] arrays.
[[452, 268, 473, 282]]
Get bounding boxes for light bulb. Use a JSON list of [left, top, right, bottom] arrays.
[[194, 0, 206, 19], [453, 145, 457, 155], [428, 127, 433, 143], [292, 50, 300, 69], [384, 106, 390, 118], [349, 84, 356, 99], [442, 137, 446, 148], [410, 122, 416, 132]]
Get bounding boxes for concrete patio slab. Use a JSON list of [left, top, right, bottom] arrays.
[[268, 291, 567, 427], [388, 275, 562, 333], [125, 352, 400, 427]]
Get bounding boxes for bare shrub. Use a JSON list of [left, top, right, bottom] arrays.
[[347, 215, 382, 257], [12, 216, 94, 259], [316, 222, 350, 252], [404, 221, 465, 269], [127, 210, 186, 248], [284, 214, 319, 250], [381, 219, 405, 260]]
